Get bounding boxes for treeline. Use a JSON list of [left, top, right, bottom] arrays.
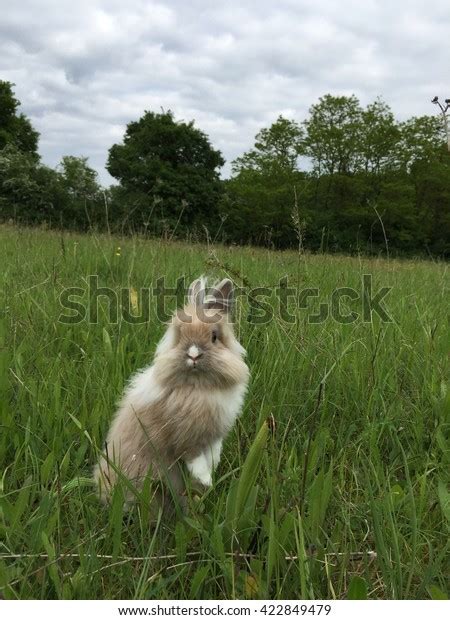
[[1, 81, 449, 255]]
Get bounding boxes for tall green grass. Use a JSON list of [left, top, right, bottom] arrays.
[[0, 225, 448, 599]]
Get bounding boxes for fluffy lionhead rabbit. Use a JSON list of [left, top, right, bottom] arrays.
[[94, 277, 249, 507]]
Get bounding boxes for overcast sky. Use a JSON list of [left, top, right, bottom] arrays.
[[1, 0, 448, 185]]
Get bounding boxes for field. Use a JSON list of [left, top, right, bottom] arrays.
[[0, 225, 448, 600]]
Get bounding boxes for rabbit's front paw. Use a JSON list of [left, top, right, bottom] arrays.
[[186, 454, 213, 488]]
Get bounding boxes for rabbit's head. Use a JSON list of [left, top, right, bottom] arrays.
[[153, 277, 249, 389]]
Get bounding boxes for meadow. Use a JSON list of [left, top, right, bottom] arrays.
[[0, 225, 448, 600]]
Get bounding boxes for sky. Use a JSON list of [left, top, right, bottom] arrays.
[[1, 0, 449, 185]]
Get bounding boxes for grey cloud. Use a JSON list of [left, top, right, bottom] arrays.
[[1, 0, 449, 184]]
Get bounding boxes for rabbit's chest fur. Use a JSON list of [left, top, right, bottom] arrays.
[[127, 364, 246, 456]]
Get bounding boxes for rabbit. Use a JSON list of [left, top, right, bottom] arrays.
[[94, 276, 249, 508]]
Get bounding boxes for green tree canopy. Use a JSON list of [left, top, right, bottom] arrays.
[[397, 115, 446, 170], [0, 81, 39, 158], [58, 156, 101, 200], [107, 110, 225, 231], [359, 98, 400, 173], [303, 94, 363, 175], [0, 144, 66, 223], [232, 115, 304, 176], [225, 116, 306, 247], [1, 81, 448, 256], [221, 94, 449, 254]]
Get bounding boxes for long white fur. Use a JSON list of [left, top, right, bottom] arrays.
[[122, 363, 247, 486]]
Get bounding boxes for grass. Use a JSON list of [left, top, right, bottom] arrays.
[[0, 224, 448, 600]]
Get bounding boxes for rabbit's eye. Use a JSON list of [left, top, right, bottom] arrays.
[[211, 330, 218, 343]]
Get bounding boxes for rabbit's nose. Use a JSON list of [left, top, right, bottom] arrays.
[[187, 344, 203, 361]]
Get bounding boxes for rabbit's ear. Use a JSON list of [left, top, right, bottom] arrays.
[[188, 276, 206, 307], [204, 278, 234, 313]]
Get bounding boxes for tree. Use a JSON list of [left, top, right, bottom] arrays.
[[58, 156, 100, 200], [106, 110, 225, 233], [359, 99, 400, 174], [232, 116, 304, 176], [397, 115, 446, 171], [224, 117, 306, 247], [56, 156, 103, 228], [0, 81, 39, 158], [303, 94, 362, 175], [0, 144, 66, 224], [0, 82, 51, 224]]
